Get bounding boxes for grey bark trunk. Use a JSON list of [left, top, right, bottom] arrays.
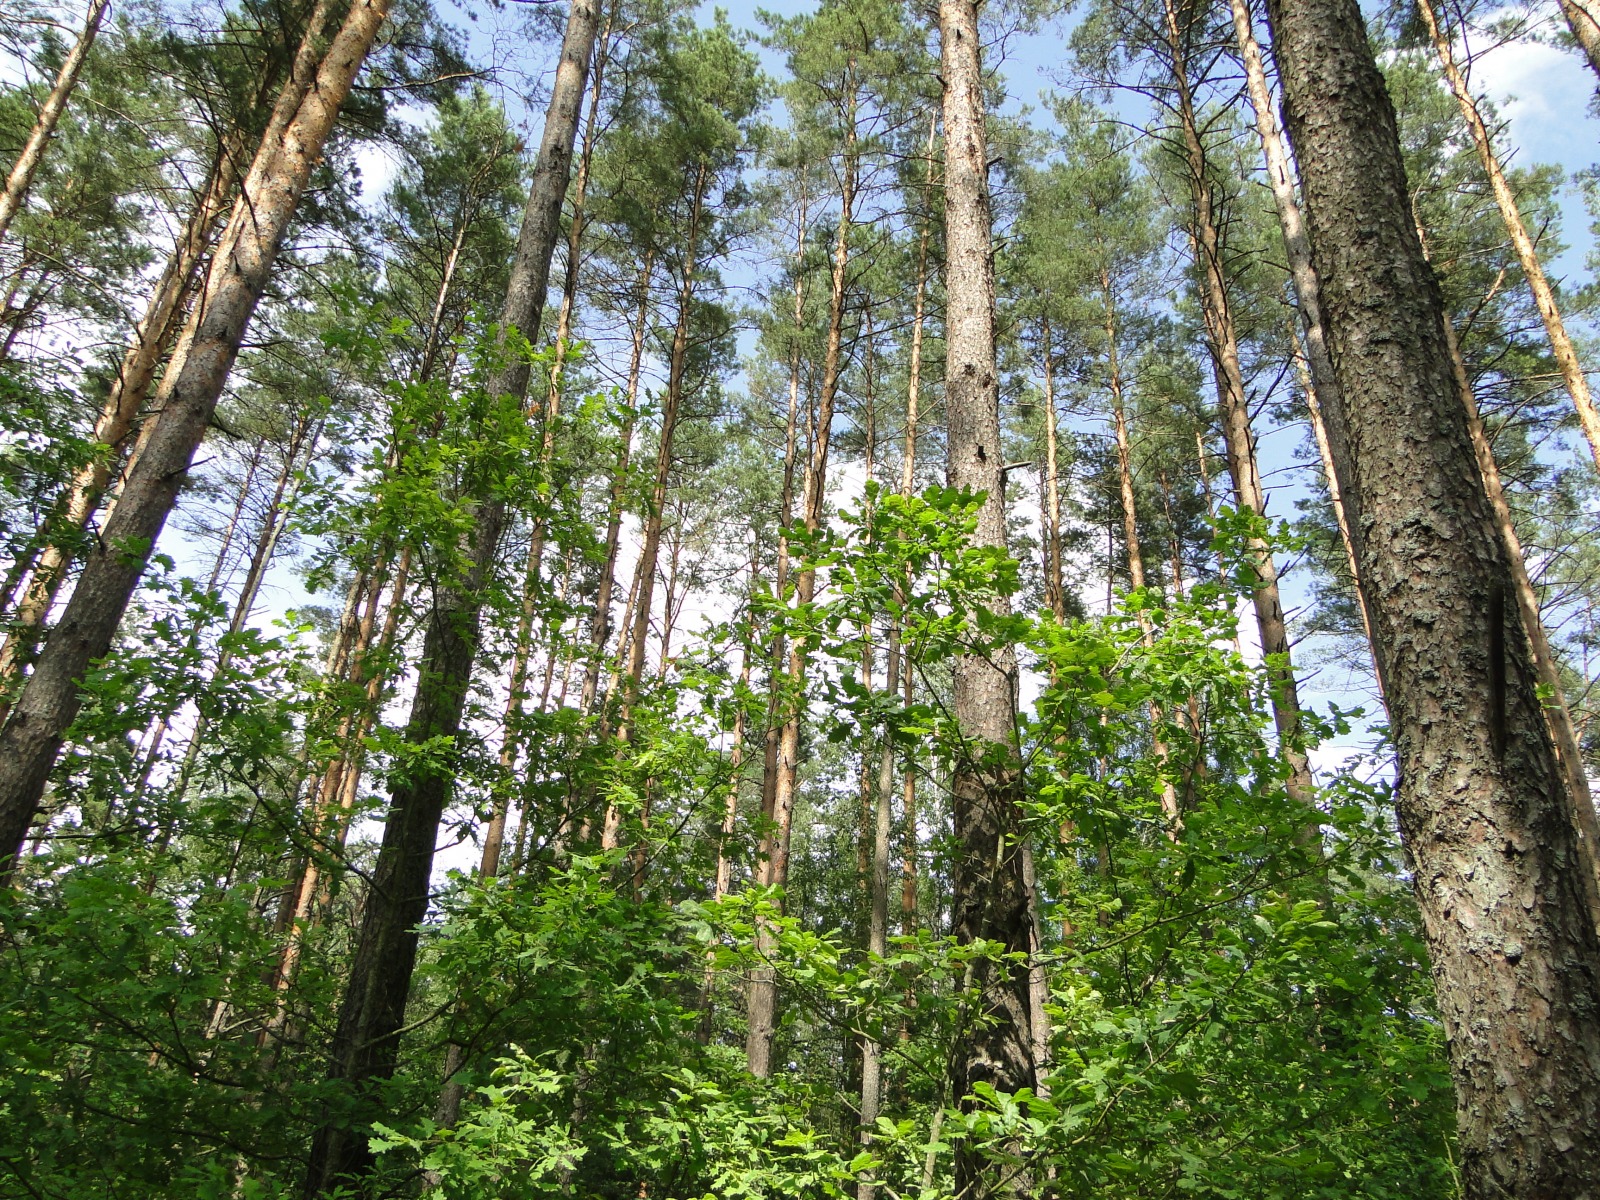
[[1262, 0, 1600, 1191], [939, 1, 1035, 1195]]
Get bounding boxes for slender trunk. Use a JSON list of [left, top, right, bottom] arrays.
[[1414, 0, 1600, 478], [164, 413, 322, 813], [580, 254, 651, 714], [1265, 0, 1600, 1189], [1165, 0, 1314, 808], [545, 12, 614, 411], [758, 187, 810, 858], [939, 1, 1035, 1194], [1288, 319, 1377, 660], [746, 110, 859, 1077], [620, 168, 709, 712], [856, 625, 898, 1200], [897, 139, 929, 950], [303, 0, 601, 1188], [0, 0, 390, 877], [1103, 278, 1181, 829], [1040, 317, 1066, 622], [600, 168, 709, 853], [0, 0, 111, 244]]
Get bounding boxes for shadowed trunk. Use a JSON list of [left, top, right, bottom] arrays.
[[302, 0, 602, 1188]]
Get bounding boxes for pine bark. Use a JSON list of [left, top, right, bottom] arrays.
[[939, 1, 1035, 1194], [302, 0, 602, 1188], [1263, 0, 1600, 1190], [0, 0, 111, 244], [0, 0, 390, 878], [579, 254, 651, 715]]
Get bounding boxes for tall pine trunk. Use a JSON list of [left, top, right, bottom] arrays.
[[1263, 0, 1600, 1190], [0, 0, 111, 244], [746, 114, 858, 1077], [1164, 0, 1315, 809], [302, 0, 602, 1188], [939, 1, 1035, 1194], [1414, 0, 1600, 478], [0, 0, 391, 878]]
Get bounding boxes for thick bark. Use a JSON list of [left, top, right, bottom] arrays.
[[1164, 0, 1315, 808], [1263, 0, 1600, 1191], [0, 0, 389, 878], [1414, 0, 1600, 480], [0, 0, 111, 244], [302, 0, 602, 1189], [1426, 255, 1600, 930], [939, 1, 1035, 1195], [746, 118, 858, 1078]]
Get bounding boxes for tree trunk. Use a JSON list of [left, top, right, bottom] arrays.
[[1104, 278, 1182, 829], [1559, 0, 1600, 83], [616, 166, 709, 724], [0, 0, 111, 244], [1263, 0, 1600, 1190], [746, 112, 859, 1077], [757, 185, 810, 875], [1165, 0, 1315, 809], [0, 3, 326, 715], [1414, 0, 1600, 479], [0, 0, 389, 879], [1230, 0, 1377, 668], [302, 0, 601, 1189], [1412, 224, 1600, 929], [579, 254, 651, 715], [939, 1, 1035, 1194]]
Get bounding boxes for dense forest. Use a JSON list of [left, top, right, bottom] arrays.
[[2, 0, 1600, 1194]]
